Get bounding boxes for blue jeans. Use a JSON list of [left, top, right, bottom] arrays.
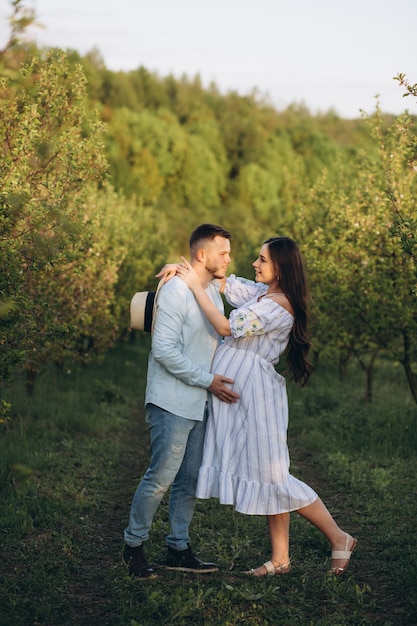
[[124, 403, 207, 551]]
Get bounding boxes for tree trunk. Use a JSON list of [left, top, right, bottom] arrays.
[[25, 365, 37, 396], [357, 351, 378, 403], [401, 330, 417, 404]]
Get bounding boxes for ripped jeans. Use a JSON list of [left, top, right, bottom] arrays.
[[124, 403, 207, 551]]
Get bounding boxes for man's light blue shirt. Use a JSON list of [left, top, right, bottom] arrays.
[[145, 276, 223, 420]]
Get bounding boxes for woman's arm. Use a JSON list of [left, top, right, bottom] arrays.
[[157, 263, 227, 293], [177, 258, 231, 336], [217, 276, 227, 293], [155, 263, 181, 283]]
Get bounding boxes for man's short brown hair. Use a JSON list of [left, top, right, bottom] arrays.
[[189, 224, 232, 254]]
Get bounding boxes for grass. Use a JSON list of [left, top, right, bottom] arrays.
[[0, 338, 416, 625]]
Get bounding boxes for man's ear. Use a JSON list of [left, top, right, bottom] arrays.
[[195, 247, 206, 263]]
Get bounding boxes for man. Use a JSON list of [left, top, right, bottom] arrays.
[[123, 224, 239, 577]]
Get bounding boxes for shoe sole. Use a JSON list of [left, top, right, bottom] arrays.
[[164, 565, 219, 573], [127, 569, 158, 578]]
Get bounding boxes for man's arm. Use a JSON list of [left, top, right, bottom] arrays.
[[152, 283, 211, 387], [152, 280, 238, 403]]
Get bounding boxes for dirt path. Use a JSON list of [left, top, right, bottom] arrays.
[[65, 407, 150, 626], [65, 412, 411, 625]]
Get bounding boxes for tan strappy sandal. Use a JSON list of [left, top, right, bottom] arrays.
[[246, 559, 291, 576], [330, 534, 357, 576]]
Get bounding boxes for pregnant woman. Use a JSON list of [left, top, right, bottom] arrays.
[[176, 236, 357, 577]]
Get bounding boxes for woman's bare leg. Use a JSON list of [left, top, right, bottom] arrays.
[[250, 512, 290, 576], [297, 497, 356, 572], [268, 512, 290, 563]]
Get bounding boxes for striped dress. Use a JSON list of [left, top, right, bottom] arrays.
[[196, 275, 318, 515]]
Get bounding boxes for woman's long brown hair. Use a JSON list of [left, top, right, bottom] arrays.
[[264, 237, 313, 386]]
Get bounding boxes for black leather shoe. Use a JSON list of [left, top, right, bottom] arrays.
[[165, 544, 219, 573], [122, 544, 155, 578]]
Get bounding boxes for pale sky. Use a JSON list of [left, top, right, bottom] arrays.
[[1, 0, 416, 119]]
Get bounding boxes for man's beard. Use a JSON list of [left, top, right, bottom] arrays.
[[207, 264, 226, 279]]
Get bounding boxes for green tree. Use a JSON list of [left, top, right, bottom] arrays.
[[0, 51, 109, 384], [301, 108, 417, 402], [106, 107, 227, 208], [0, 0, 38, 58]]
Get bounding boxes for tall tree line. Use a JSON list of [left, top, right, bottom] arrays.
[[0, 5, 416, 402]]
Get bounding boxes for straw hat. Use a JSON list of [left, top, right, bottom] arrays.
[[130, 279, 164, 332]]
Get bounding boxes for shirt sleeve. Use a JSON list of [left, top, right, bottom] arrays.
[[229, 298, 294, 338], [151, 278, 214, 389], [224, 274, 266, 307]]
